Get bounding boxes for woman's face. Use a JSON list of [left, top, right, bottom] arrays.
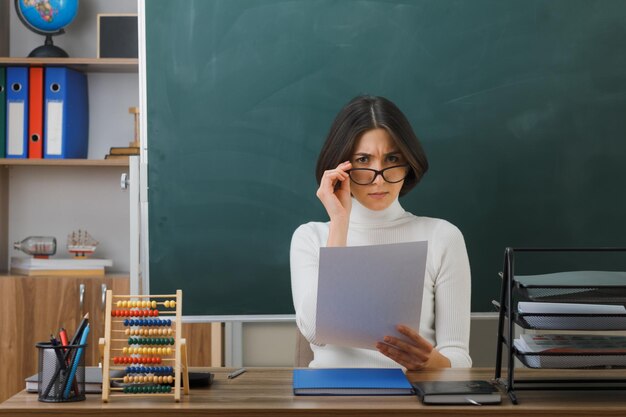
[[349, 128, 408, 211]]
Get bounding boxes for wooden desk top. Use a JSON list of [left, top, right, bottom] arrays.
[[2, 367, 626, 417]]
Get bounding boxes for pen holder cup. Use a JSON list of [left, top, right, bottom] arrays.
[[36, 342, 87, 402]]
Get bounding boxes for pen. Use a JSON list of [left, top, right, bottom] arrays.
[[49, 335, 66, 370], [228, 368, 247, 379], [466, 398, 483, 406], [59, 327, 69, 349]]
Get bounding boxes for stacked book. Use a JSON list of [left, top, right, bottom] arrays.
[[104, 146, 139, 161], [11, 257, 113, 276]]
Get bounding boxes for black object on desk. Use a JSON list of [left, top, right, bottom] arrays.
[[187, 372, 214, 387], [412, 380, 501, 405]]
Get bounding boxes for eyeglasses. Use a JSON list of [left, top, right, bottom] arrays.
[[347, 165, 410, 185]]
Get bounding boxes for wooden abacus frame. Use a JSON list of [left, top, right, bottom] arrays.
[[100, 290, 189, 402]]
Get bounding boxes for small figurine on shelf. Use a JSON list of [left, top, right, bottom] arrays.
[[14, 236, 57, 258], [67, 229, 99, 258]]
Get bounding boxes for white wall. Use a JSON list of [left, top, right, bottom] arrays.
[[243, 322, 298, 367], [87, 73, 139, 159], [242, 315, 499, 368]]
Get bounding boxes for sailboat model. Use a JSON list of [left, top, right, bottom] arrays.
[[67, 230, 99, 257]]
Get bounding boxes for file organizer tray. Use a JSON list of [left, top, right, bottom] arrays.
[[494, 247, 626, 404]]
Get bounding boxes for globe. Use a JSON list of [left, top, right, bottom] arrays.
[[15, 0, 79, 57]]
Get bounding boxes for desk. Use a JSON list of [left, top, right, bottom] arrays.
[[2, 367, 626, 416]]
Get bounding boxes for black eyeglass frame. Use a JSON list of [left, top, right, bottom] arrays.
[[347, 164, 410, 185]]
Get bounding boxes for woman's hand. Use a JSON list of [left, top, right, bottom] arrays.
[[316, 161, 352, 221], [376, 324, 451, 370], [317, 161, 352, 247]]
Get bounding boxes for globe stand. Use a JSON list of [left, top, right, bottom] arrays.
[[28, 34, 69, 58]]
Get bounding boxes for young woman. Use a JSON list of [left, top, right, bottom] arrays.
[[290, 95, 472, 369]]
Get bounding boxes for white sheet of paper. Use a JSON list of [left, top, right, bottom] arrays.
[[316, 241, 428, 350]]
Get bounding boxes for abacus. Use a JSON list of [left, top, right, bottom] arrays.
[[100, 290, 189, 402]]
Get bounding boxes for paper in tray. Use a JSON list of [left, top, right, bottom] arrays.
[[516, 353, 626, 369], [520, 315, 626, 330], [517, 302, 626, 330], [518, 353, 626, 369], [515, 271, 626, 303], [514, 337, 626, 369]]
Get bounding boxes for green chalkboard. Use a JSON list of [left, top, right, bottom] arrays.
[[146, 0, 626, 316]]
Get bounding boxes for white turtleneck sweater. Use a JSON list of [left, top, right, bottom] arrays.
[[290, 198, 472, 368]]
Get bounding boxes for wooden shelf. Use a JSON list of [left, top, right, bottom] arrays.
[[0, 57, 138, 73], [0, 272, 130, 279], [0, 158, 129, 167]]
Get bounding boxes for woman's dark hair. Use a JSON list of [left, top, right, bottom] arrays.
[[315, 95, 429, 197]]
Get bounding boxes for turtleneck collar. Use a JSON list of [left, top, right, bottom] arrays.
[[349, 197, 406, 225]]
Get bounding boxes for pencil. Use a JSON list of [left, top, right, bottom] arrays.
[[68, 313, 90, 347]]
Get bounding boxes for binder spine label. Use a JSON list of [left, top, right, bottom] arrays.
[[7, 101, 25, 156], [46, 101, 64, 155]]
